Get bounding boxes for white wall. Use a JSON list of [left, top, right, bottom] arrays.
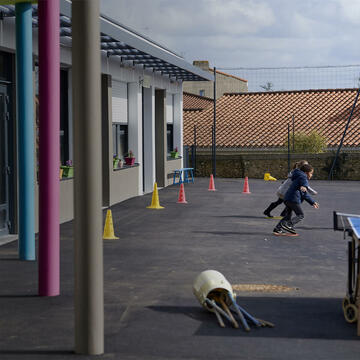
[[173, 92, 183, 163], [143, 86, 155, 193], [128, 82, 143, 195]]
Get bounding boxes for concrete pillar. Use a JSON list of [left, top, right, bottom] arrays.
[[173, 91, 183, 167], [128, 82, 143, 194], [38, 0, 60, 296], [72, 0, 104, 355], [155, 89, 166, 187], [67, 68, 74, 161], [143, 86, 155, 193], [15, 2, 35, 260]]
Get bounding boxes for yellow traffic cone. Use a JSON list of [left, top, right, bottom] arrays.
[[264, 173, 270, 181], [146, 182, 164, 209], [103, 209, 119, 240]]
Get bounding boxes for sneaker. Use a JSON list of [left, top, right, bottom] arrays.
[[281, 222, 297, 234], [264, 210, 273, 218], [273, 228, 287, 235]]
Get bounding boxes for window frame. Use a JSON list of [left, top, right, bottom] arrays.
[[112, 122, 128, 162]]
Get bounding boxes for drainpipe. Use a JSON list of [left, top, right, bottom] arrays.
[[15, 2, 35, 260]]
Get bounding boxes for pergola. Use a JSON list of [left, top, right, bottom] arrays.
[[0, 1, 212, 82]]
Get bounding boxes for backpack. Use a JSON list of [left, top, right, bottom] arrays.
[[276, 178, 292, 199]]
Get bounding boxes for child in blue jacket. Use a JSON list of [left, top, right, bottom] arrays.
[[263, 160, 317, 218], [273, 164, 319, 236]]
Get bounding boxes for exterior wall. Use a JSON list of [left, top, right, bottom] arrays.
[[183, 73, 247, 99], [143, 86, 156, 193], [155, 89, 166, 187], [191, 149, 360, 180], [110, 166, 140, 205], [173, 92, 183, 156], [35, 178, 74, 232], [165, 158, 183, 186]]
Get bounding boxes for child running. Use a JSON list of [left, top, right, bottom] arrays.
[[273, 164, 319, 236], [263, 160, 317, 218]]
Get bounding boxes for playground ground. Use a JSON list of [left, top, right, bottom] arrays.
[[1, 178, 360, 359]]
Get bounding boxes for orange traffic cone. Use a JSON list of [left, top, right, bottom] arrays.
[[242, 177, 251, 194], [177, 183, 188, 204], [208, 174, 216, 191]]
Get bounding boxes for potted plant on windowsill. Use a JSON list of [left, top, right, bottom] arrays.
[[113, 154, 119, 169], [61, 160, 74, 178], [124, 150, 136, 166], [170, 147, 179, 159]]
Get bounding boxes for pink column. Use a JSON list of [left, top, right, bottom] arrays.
[[38, 0, 60, 296]]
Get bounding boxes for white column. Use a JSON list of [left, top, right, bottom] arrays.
[[128, 82, 143, 194], [173, 91, 183, 167], [68, 69, 73, 161], [143, 86, 155, 193]]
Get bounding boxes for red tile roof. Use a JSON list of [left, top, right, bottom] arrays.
[[183, 88, 360, 148], [209, 68, 247, 83], [183, 92, 213, 111]]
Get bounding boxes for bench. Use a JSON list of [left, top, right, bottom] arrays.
[[173, 168, 194, 185]]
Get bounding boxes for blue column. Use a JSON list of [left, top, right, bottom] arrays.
[[16, 2, 35, 260]]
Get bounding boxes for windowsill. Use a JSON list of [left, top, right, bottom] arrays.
[[167, 156, 182, 161], [113, 163, 140, 171], [60, 177, 74, 181]]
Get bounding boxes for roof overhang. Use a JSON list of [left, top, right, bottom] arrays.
[[0, 0, 213, 82]]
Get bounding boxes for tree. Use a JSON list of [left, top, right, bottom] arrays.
[[260, 82, 274, 92], [284, 130, 327, 153]]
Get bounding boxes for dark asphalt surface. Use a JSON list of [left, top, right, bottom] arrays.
[[1, 178, 360, 359]]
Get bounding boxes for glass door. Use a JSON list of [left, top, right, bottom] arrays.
[[0, 84, 9, 236]]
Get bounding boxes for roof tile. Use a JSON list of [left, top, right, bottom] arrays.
[[184, 88, 360, 148]]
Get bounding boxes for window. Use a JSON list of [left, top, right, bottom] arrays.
[[34, 67, 70, 168], [0, 52, 12, 82], [199, 89, 205, 96], [112, 80, 128, 163], [167, 124, 174, 156], [166, 94, 174, 156], [112, 124, 128, 161], [60, 70, 69, 165]]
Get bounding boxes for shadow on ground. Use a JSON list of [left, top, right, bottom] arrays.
[[149, 296, 356, 340]]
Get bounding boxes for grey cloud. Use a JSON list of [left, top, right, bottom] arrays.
[[100, 0, 360, 68]]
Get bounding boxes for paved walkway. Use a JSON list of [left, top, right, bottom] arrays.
[[1, 178, 360, 359]]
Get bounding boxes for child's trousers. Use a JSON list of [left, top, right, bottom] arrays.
[[275, 201, 304, 230], [282, 201, 304, 226]]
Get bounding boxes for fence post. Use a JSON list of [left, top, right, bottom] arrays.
[[287, 123, 291, 174]]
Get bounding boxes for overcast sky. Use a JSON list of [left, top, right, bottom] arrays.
[[100, 0, 360, 90]]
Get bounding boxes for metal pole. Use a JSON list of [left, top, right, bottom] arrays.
[[211, 125, 214, 173], [72, 0, 104, 355], [15, 3, 35, 260], [194, 124, 197, 176], [328, 87, 360, 180], [38, 0, 60, 296], [191, 145, 194, 171], [292, 115, 295, 152], [287, 123, 290, 174], [213, 67, 216, 177]]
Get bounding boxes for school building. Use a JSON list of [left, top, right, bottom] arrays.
[[0, 0, 212, 239]]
